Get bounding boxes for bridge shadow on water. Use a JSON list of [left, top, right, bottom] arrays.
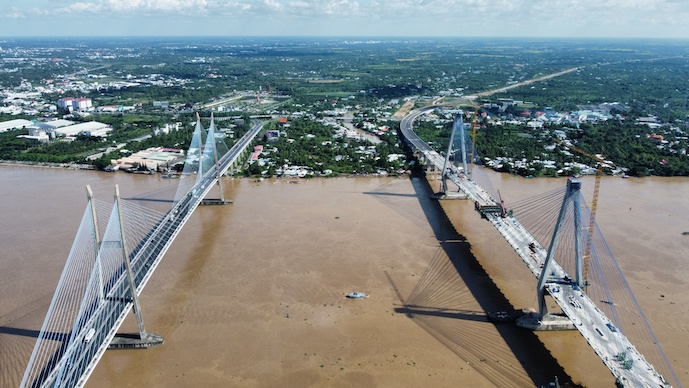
[[389, 173, 581, 387], [0, 327, 68, 340], [124, 197, 175, 204], [0, 325, 73, 388], [361, 191, 419, 199]]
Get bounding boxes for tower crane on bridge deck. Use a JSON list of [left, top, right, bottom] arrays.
[[553, 138, 607, 286], [469, 104, 479, 175], [459, 98, 480, 178]]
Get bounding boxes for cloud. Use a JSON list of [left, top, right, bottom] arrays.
[[0, 7, 26, 19], [50, 0, 366, 18], [56, 0, 210, 14], [263, 0, 284, 11]]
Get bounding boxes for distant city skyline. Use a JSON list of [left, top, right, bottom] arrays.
[[2, 0, 689, 39]]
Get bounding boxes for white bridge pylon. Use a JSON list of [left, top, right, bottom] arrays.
[[536, 177, 585, 317]]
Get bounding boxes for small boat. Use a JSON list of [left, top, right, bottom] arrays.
[[346, 292, 368, 299], [683, 232, 689, 236]]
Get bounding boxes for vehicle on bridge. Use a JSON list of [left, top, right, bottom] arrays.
[[84, 328, 96, 344]]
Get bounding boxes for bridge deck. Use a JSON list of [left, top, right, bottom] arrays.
[[400, 107, 671, 387]]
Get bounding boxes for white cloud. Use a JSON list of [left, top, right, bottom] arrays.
[[63, 2, 98, 13], [57, 0, 210, 14], [263, 0, 284, 11], [0, 7, 26, 19]]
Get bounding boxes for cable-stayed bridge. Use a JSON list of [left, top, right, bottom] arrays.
[[401, 106, 680, 387], [20, 117, 263, 388]]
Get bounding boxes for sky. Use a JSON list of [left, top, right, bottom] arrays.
[[2, 0, 689, 39]]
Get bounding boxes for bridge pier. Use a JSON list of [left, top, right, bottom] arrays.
[[109, 333, 164, 349], [516, 312, 576, 331], [200, 198, 233, 205], [434, 183, 468, 200]]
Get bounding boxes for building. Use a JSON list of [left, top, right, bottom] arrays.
[[57, 97, 74, 110], [0, 119, 33, 132], [57, 97, 93, 111], [250, 145, 263, 161], [54, 121, 111, 137], [73, 98, 92, 111], [42, 119, 75, 130], [97, 106, 120, 113], [112, 147, 184, 170], [18, 129, 50, 142]]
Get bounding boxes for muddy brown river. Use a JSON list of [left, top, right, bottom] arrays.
[[0, 165, 687, 387]]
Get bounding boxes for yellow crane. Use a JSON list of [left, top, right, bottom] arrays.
[[469, 106, 479, 174], [459, 98, 480, 176], [553, 138, 606, 286]]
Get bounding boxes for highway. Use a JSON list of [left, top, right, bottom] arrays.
[[26, 120, 264, 388], [400, 107, 671, 387], [202, 94, 245, 109]]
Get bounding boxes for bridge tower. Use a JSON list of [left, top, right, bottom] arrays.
[[537, 177, 584, 317], [108, 186, 164, 349], [440, 115, 457, 195], [200, 114, 232, 205], [186, 113, 232, 206], [439, 114, 467, 199]]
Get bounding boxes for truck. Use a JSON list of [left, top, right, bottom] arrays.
[[84, 328, 96, 343]]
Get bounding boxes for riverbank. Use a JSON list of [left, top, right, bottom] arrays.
[[0, 159, 95, 170]]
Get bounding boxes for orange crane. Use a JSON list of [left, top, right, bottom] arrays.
[[553, 138, 606, 286]]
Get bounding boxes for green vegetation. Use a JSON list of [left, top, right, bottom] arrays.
[[412, 116, 689, 177], [1, 37, 689, 177], [0, 130, 106, 163], [245, 118, 407, 178]]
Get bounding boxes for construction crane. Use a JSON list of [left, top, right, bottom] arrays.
[[459, 98, 480, 177], [469, 106, 478, 176], [553, 138, 606, 286]]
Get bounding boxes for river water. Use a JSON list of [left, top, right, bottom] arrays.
[[0, 165, 686, 387]]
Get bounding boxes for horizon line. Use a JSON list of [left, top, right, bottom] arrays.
[[1, 35, 689, 41]]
